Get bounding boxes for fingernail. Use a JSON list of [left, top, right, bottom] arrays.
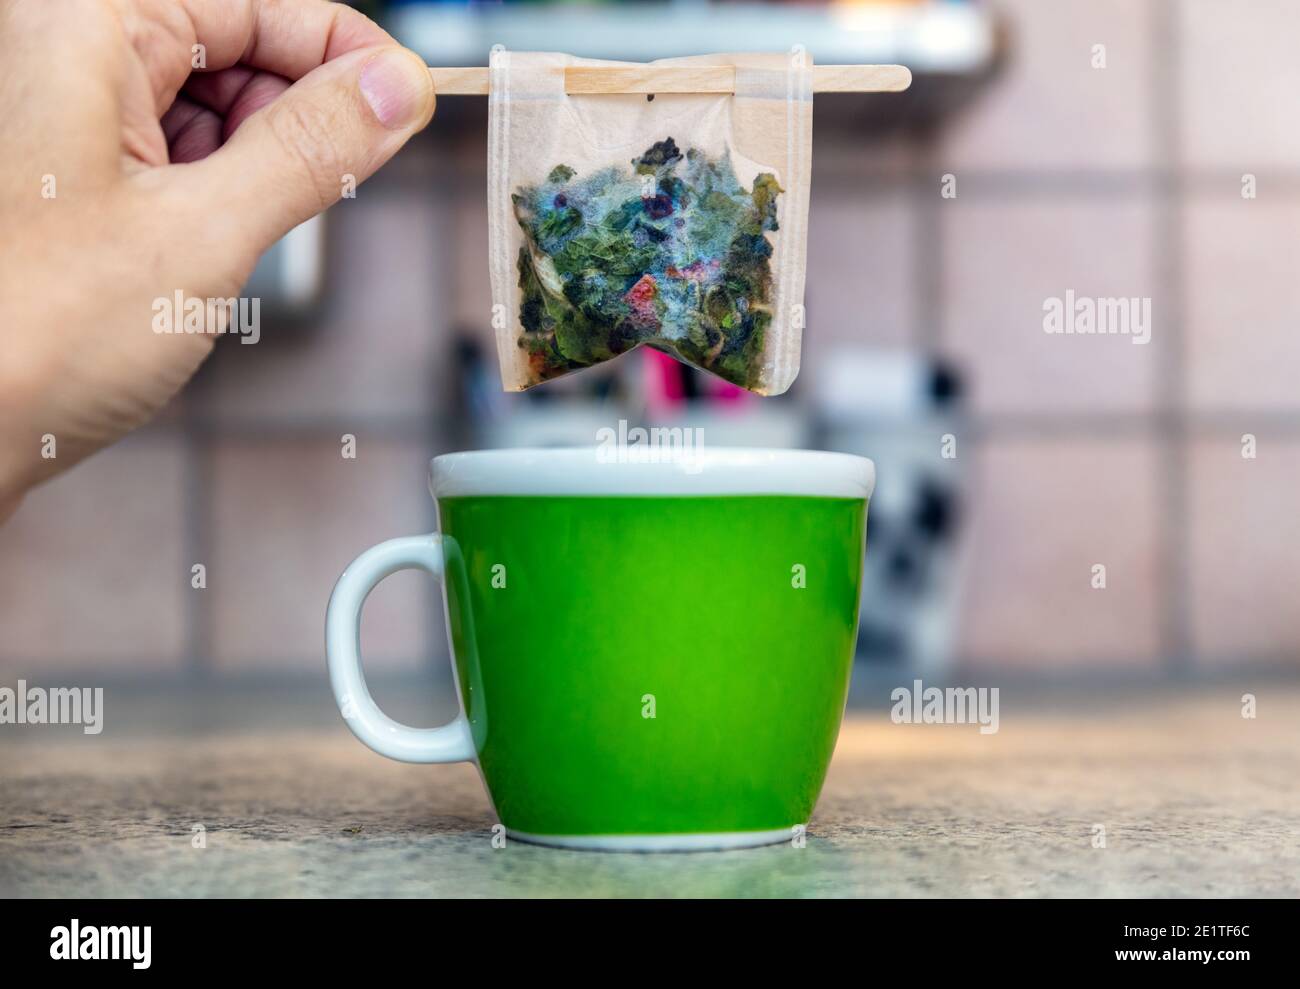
[[359, 50, 431, 130]]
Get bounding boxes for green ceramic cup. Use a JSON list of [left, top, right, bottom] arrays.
[[326, 447, 873, 850]]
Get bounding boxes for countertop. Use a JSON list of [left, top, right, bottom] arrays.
[[2, 682, 1298, 897]]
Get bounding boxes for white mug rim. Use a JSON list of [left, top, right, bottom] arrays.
[[429, 447, 874, 499]]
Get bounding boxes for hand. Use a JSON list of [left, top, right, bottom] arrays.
[[0, 0, 436, 520]]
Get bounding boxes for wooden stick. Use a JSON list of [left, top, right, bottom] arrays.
[[429, 64, 912, 96]]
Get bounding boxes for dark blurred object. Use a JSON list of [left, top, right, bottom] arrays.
[[448, 332, 505, 447], [343, 0, 388, 21], [815, 348, 967, 674]]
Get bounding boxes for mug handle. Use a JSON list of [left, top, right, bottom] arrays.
[[325, 534, 475, 764]]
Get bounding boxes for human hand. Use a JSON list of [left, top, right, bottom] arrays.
[[0, 0, 436, 520]]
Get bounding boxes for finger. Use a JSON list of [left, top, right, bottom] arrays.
[[161, 69, 291, 164], [120, 0, 396, 117], [181, 66, 291, 141], [167, 44, 434, 252], [161, 96, 223, 163]]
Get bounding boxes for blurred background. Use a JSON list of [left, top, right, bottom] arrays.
[[3, 0, 1298, 715]]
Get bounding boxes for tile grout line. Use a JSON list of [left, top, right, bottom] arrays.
[[124, 408, 1300, 441], [1154, 0, 1192, 676], [181, 382, 216, 683], [912, 127, 943, 355]]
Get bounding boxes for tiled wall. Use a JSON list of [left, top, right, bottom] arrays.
[[808, 0, 1300, 676], [2, 0, 1298, 681]]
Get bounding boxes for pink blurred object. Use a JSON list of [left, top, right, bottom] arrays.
[[708, 379, 751, 407], [642, 348, 685, 415]]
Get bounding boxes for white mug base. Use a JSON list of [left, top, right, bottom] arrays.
[[506, 827, 797, 852]]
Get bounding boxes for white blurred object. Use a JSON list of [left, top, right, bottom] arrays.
[[392, 2, 995, 75], [244, 214, 326, 315], [480, 404, 806, 452], [817, 348, 949, 419]]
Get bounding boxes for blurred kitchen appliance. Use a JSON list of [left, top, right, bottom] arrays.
[[390, 1, 995, 74], [387, 0, 1001, 130], [815, 347, 967, 676]]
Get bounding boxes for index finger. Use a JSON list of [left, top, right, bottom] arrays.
[[127, 0, 399, 114], [182, 0, 395, 77]]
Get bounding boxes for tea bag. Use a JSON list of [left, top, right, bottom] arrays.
[[488, 50, 813, 395]]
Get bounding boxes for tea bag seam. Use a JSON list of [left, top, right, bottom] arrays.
[[771, 55, 813, 396], [487, 47, 523, 390]]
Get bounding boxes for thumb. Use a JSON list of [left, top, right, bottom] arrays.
[[186, 45, 435, 251]]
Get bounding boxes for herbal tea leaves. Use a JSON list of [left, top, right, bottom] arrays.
[[511, 138, 781, 390]]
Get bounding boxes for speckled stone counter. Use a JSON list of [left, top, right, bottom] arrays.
[[2, 684, 1298, 897]]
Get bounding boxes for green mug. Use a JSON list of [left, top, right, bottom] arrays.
[[326, 447, 873, 850]]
